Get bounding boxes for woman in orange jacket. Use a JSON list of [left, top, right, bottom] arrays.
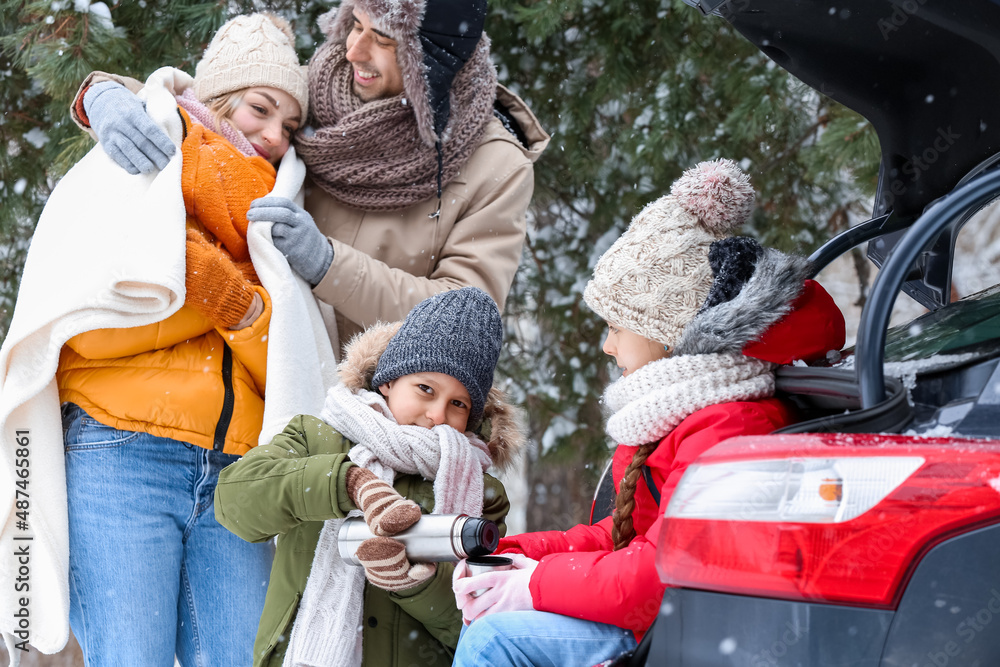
[[56, 14, 309, 666]]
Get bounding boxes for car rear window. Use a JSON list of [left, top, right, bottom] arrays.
[[884, 284, 1000, 362]]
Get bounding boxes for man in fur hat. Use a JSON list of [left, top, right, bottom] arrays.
[[72, 0, 550, 348]]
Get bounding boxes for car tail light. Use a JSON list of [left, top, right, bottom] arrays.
[[656, 434, 1000, 608]]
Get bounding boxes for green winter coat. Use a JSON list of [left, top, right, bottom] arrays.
[[215, 322, 525, 667]]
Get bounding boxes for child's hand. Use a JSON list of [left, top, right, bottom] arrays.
[[452, 559, 474, 624], [345, 466, 422, 536], [356, 536, 436, 591], [453, 554, 537, 624]]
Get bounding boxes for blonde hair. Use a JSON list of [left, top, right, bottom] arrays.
[[205, 91, 244, 135]]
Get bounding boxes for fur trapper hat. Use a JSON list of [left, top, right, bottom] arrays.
[[318, 0, 488, 146], [585, 158, 815, 355], [195, 13, 309, 118], [337, 320, 524, 471]]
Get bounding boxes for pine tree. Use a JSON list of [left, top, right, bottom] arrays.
[[0, 0, 880, 533]]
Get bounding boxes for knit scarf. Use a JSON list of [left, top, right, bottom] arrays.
[[295, 41, 497, 211], [603, 353, 776, 447], [175, 88, 274, 274], [283, 384, 492, 667]]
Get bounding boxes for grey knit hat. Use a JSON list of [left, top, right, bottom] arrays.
[[194, 13, 309, 119], [583, 159, 756, 348], [371, 287, 502, 429]]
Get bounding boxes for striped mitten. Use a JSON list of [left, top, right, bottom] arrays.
[[356, 537, 437, 592], [345, 466, 422, 536]]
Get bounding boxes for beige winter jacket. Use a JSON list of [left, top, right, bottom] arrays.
[[306, 85, 549, 344]]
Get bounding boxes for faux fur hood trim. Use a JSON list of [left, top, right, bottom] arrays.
[[674, 248, 813, 356], [319, 0, 491, 146], [337, 321, 524, 470]]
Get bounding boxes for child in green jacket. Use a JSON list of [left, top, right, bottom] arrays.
[[214, 287, 523, 667]]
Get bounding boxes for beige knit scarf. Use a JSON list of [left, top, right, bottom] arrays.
[[603, 353, 777, 447], [284, 385, 492, 667], [296, 40, 498, 211]]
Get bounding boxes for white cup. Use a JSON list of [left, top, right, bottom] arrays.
[[466, 555, 513, 597]]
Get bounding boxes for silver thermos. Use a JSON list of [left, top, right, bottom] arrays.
[[338, 514, 500, 565]]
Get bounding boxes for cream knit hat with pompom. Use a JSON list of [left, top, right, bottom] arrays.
[[583, 158, 755, 348], [194, 13, 309, 118]]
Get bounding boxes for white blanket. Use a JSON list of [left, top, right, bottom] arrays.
[[0, 66, 338, 659], [248, 148, 340, 445]]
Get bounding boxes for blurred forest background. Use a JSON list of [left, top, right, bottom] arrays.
[[0, 0, 882, 542]]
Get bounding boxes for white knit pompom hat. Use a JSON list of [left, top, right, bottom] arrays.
[[583, 158, 755, 348], [194, 13, 309, 118]]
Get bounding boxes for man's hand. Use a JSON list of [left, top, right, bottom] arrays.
[[84, 81, 175, 174], [247, 197, 334, 286]]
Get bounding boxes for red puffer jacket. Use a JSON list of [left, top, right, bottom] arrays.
[[497, 279, 846, 640], [498, 399, 793, 638]]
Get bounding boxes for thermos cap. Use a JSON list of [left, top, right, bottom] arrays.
[[461, 516, 500, 558]]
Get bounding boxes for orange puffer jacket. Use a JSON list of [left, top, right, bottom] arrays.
[[57, 109, 276, 455]]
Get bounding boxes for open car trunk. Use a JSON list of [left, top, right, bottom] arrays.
[[687, 0, 1000, 310]]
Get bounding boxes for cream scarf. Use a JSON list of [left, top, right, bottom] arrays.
[[604, 353, 776, 446], [283, 385, 492, 666]]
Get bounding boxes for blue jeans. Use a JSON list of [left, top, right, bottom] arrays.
[[454, 610, 638, 666], [62, 404, 273, 666]]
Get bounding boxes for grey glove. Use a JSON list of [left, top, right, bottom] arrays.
[[83, 81, 175, 175], [247, 197, 334, 286]]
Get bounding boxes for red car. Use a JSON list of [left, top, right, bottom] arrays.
[[595, 1, 1000, 664]]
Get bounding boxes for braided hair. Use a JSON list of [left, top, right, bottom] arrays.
[[611, 441, 659, 550]]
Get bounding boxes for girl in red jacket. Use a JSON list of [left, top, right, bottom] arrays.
[[450, 159, 846, 666]]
